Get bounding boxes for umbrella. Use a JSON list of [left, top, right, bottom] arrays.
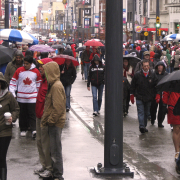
[[164, 34, 180, 41], [52, 44, 64, 49], [0, 40, 3, 44], [0, 45, 16, 65], [0, 29, 38, 44], [75, 46, 86, 52], [52, 55, 79, 66], [156, 70, 180, 93], [160, 37, 173, 42], [123, 55, 141, 69], [29, 45, 55, 52], [84, 39, 104, 47]]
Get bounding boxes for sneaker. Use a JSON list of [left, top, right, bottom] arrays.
[[176, 153, 180, 174], [32, 131, 36, 139], [171, 126, 173, 131], [97, 111, 100, 115], [39, 170, 53, 178], [175, 152, 179, 162], [34, 167, 45, 175], [139, 128, 145, 134], [20, 131, 27, 137], [93, 111, 98, 116], [66, 108, 70, 112]]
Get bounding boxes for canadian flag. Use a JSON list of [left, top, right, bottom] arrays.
[[23, 77, 32, 85]]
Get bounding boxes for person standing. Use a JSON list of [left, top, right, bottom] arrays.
[[9, 55, 41, 138], [174, 49, 180, 71], [41, 61, 66, 180], [34, 58, 53, 178], [4, 50, 24, 85], [150, 61, 168, 127], [81, 46, 91, 82], [130, 59, 158, 133], [87, 54, 105, 116], [0, 72, 19, 180], [60, 60, 76, 112]]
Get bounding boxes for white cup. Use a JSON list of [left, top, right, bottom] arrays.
[[4, 112, 12, 125]]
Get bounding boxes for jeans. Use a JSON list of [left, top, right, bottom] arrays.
[[48, 126, 63, 179], [83, 62, 91, 80], [136, 100, 151, 128], [91, 84, 104, 112], [64, 85, 72, 109]]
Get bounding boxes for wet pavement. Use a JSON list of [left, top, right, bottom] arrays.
[[6, 66, 180, 180]]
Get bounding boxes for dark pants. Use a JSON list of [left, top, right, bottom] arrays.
[[0, 136, 11, 179], [125, 90, 130, 113], [150, 99, 166, 125], [48, 126, 63, 179], [18, 103, 36, 132]]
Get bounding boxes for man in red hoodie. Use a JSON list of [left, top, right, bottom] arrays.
[[34, 58, 53, 178]]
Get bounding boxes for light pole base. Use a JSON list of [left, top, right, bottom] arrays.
[[94, 164, 134, 178]]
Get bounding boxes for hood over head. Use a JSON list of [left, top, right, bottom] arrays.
[[0, 72, 8, 98], [176, 49, 180, 55], [162, 51, 166, 56], [37, 58, 53, 65], [92, 54, 102, 62], [43, 61, 60, 85], [155, 61, 166, 73], [13, 50, 24, 62], [166, 49, 170, 54]]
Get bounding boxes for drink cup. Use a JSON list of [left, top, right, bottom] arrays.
[[4, 112, 12, 125]]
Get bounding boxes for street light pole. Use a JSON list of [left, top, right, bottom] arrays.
[[94, 0, 134, 177], [132, 0, 136, 43], [4, 0, 9, 47], [156, 0, 160, 41]]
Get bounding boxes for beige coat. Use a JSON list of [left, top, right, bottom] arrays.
[[41, 62, 66, 128]]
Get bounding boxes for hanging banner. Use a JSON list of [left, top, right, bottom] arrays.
[[123, 9, 126, 25], [73, 21, 77, 29], [84, 18, 89, 28], [95, 16, 99, 27]]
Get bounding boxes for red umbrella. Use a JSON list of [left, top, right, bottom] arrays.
[[0, 40, 3, 44], [84, 39, 104, 47], [52, 54, 79, 66]]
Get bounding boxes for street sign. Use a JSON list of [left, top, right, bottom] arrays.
[[144, 32, 148, 36], [11, 15, 18, 26]]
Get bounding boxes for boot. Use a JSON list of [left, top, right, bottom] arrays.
[[0, 168, 7, 180]]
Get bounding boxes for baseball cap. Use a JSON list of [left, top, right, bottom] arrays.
[[143, 51, 150, 56]]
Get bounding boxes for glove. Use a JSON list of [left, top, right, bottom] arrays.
[[155, 94, 160, 104], [130, 94, 135, 104]]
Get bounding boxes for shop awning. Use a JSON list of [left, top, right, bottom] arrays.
[[143, 28, 168, 32]]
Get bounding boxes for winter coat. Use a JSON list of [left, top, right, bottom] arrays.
[[166, 49, 171, 66], [4, 57, 24, 85], [71, 44, 76, 58], [0, 73, 19, 137], [134, 60, 155, 74], [81, 50, 91, 63], [160, 51, 169, 67], [174, 49, 180, 69], [153, 53, 160, 66], [59, 64, 77, 87], [123, 77, 130, 100], [155, 61, 168, 82], [9, 63, 42, 103], [139, 48, 147, 60], [41, 62, 66, 128], [155, 49, 162, 59], [87, 55, 105, 87], [36, 58, 53, 119], [130, 69, 158, 102], [150, 51, 155, 62]]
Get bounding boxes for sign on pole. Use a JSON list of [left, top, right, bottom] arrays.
[[11, 16, 18, 26]]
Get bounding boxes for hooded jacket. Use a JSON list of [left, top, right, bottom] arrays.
[[150, 51, 155, 62], [4, 50, 24, 84], [155, 61, 168, 82], [36, 58, 53, 119], [41, 62, 66, 128], [174, 49, 180, 69], [0, 73, 19, 137], [9, 63, 42, 103], [87, 54, 105, 87], [160, 51, 169, 67]]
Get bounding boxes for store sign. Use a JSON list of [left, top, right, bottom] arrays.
[[137, 0, 143, 16], [135, 26, 142, 33], [85, 0, 91, 5], [84, 8, 91, 16]]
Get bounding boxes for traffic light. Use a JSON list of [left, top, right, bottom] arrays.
[[18, 16, 22, 23], [46, 18, 48, 23], [156, 23, 161, 28], [34, 17, 36, 22], [177, 24, 179, 29]]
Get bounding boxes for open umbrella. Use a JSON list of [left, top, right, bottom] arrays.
[[0, 29, 38, 44], [156, 70, 180, 93], [164, 34, 180, 41], [123, 55, 141, 69], [29, 44, 55, 52], [84, 39, 104, 47], [52, 55, 79, 66], [75, 46, 86, 52], [0, 45, 16, 65], [52, 44, 64, 49]]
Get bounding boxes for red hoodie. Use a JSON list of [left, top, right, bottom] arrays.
[[36, 58, 53, 119], [150, 51, 155, 62], [71, 44, 76, 58]]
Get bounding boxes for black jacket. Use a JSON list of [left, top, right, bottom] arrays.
[[59, 64, 77, 86], [134, 60, 155, 74], [130, 69, 158, 102], [87, 54, 105, 87]]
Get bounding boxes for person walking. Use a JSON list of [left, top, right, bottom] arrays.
[[89, 47, 100, 61], [81, 46, 91, 82], [34, 58, 53, 178], [59, 60, 76, 112], [150, 61, 168, 127], [41, 61, 66, 180], [0, 72, 19, 180], [9, 55, 41, 138], [173, 49, 180, 71], [139, 45, 147, 60], [4, 50, 24, 85], [130, 59, 158, 133], [87, 54, 105, 116]]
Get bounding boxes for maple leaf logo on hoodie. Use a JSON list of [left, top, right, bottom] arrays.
[[23, 77, 32, 85]]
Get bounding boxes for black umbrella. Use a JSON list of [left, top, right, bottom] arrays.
[[52, 44, 64, 49], [123, 55, 141, 69], [75, 46, 86, 52], [156, 70, 180, 93], [0, 45, 16, 65]]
